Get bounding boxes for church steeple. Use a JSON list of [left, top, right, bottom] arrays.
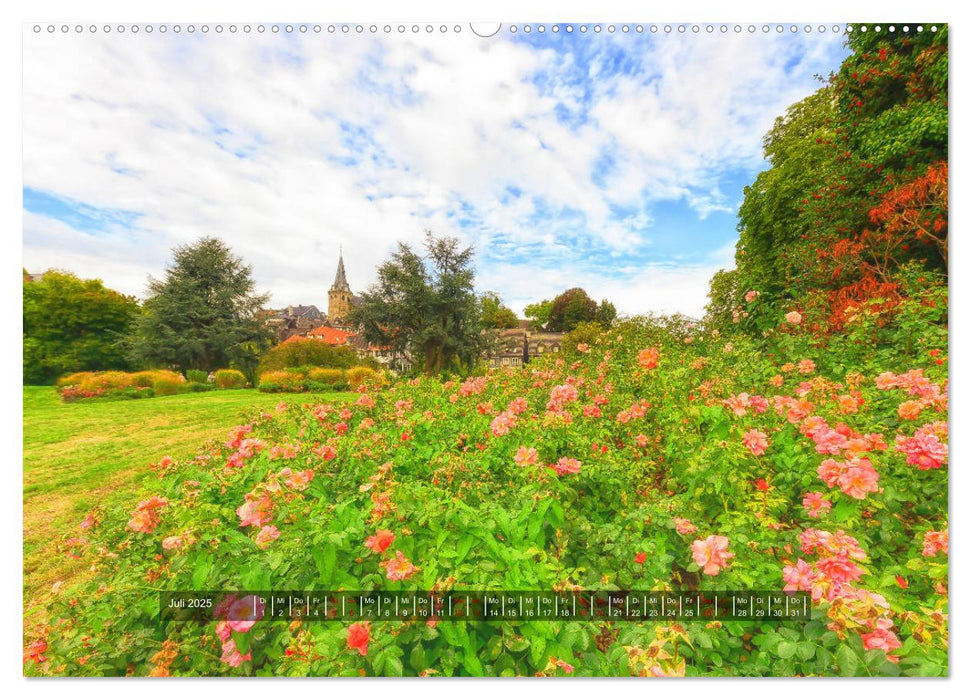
[[328, 247, 353, 321], [331, 246, 350, 292]]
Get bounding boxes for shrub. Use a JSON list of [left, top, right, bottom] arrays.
[[130, 372, 156, 388], [33, 279, 951, 677], [308, 367, 345, 384], [55, 370, 185, 401], [214, 369, 247, 389], [259, 370, 306, 393], [346, 366, 379, 389], [186, 381, 215, 393], [56, 371, 95, 388], [259, 338, 369, 374], [79, 371, 132, 392], [563, 321, 605, 357], [152, 379, 183, 396], [185, 369, 208, 383], [115, 387, 154, 400]]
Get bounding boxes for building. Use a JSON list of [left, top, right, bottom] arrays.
[[262, 305, 325, 342], [266, 254, 556, 375], [306, 325, 355, 346], [485, 326, 564, 369], [328, 249, 361, 327]]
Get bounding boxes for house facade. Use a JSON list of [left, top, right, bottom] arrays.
[[485, 326, 564, 369]]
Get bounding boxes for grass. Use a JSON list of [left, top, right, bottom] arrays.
[[22, 385, 352, 625]]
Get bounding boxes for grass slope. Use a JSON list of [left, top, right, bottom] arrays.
[[22, 386, 352, 620]]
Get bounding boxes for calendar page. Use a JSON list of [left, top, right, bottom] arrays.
[[22, 18, 948, 679]]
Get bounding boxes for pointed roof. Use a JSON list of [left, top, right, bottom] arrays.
[[330, 247, 351, 292]]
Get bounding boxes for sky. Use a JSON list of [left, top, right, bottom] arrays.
[[22, 24, 849, 318]]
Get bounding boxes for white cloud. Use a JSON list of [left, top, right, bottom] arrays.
[[22, 28, 844, 314]]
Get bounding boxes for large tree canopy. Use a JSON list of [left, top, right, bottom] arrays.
[[350, 232, 482, 376], [23, 270, 140, 384], [129, 237, 271, 372], [523, 299, 553, 330], [717, 26, 947, 334], [546, 288, 615, 333], [479, 291, 519, 329]]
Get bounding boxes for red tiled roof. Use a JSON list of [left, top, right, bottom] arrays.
[[306, 326, 356, 345]]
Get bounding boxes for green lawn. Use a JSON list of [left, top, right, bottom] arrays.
[[22, 386, 351, 622]]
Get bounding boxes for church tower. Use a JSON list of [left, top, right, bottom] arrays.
[[328, 248, 353, 321]]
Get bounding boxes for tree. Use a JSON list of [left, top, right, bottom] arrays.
[[547, 288, 597, 332], [350, 232, 482, 376], [23, 270, 140, 384], [703, 268, 742, 333], [563, 320, 604, 356], [595, 299, 617, 328], [734, 27, 948, 330], [129, 237, 271, 372], [523, 299, 553, 330], [479, 291, 519, 329], [258, 338, 371, 373]]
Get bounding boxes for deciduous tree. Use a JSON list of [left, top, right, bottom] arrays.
[[23, 270, 140, 384]]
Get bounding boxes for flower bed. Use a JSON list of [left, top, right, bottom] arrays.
[[30, 288, 948, 676], [257, 366, 386, 393], [56, 369, 244, 402]]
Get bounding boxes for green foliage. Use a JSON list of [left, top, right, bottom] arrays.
[[308, 368, 345, 384], [23, 270, 140, 384], [186, 381, 216, 393], [562, 321, 604, 357], [595, 300, 617, 328], [259, 338, 369, 374], [350, 232, 483, 376], [704, 268, 742, 332], [258, 366, 372, 393], [731, 26, 948, 332], [547, 288, 597, 332], [214, 369, 247, 389], [128, 237, 272, 373], [735, 87, 838, 309], [523, 299, 553, 330], [479, 291, 519, 329], [546, 288, 616, 333], [32, 278, 948, 676], [185, 369, 208, 384]]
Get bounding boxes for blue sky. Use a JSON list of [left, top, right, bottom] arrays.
[[22, 25, 849, 317]]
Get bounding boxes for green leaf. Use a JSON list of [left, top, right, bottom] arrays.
[[312, 544, 337, 586], [777, 641, 797, 659], [456, 533, 474, 564], [529, 635, 547, 668], [797, 640, 816, 661], [462, 649, 484, 676], [192, 552, 213, 588], [504, 636, 530, 652], [384, 655, 404, 677], [836, 645, 860, 676], [831, 499, 857, 523], [409, 644, 426, 672]]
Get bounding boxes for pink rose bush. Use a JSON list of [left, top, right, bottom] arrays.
[[691, 535, 735, 576], [31, 291, 948, 677]]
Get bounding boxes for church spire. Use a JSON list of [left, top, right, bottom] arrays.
[[331, 246, 350, 292]]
